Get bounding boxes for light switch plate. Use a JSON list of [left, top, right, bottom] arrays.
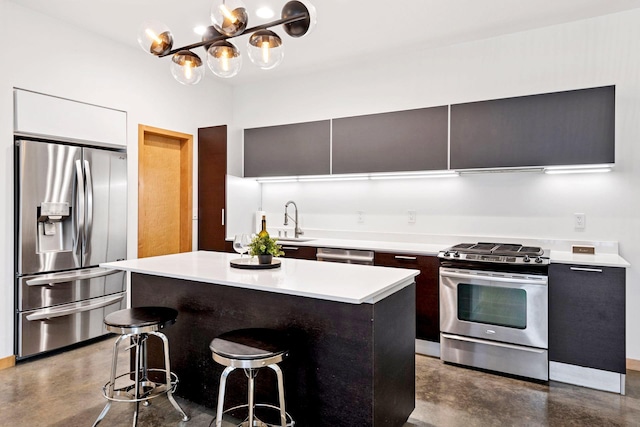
[[574, 213, 586, 230]]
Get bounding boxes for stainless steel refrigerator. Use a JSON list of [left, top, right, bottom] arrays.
[[15, 139, 127, 359]]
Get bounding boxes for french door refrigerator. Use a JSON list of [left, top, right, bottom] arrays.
[[15, 139, 127, 359]]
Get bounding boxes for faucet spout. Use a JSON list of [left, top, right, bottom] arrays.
[[284, 200, 303, 238]]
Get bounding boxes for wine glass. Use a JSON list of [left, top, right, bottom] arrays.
[[233, 234, 249, 258], [240, 234, 252, 257]]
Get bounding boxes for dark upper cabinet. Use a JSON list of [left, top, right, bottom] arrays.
[[244, 120, 330, 177], [450, 86, 615, 169], [332, 107, 449, 174]]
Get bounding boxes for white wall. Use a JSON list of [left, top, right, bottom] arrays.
[[232, 10, 640, 358], [0, 1, 233, 359]]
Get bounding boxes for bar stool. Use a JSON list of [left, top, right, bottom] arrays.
[[210, 328, 293, 427], [92, 306, 190, 427]]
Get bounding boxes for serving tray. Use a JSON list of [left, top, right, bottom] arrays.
[[230, 258, 282, 270]]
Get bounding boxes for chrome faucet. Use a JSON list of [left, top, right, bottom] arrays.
[[284, 200, 303, 238]]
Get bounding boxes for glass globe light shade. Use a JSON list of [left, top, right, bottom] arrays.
[[170, 50, 205, 85], [247, 30, 284, 70], [281, 0, 317, 38], [137, 20, 173, 56], [210, 0, 248, 37], [207, 41, 242, 78]]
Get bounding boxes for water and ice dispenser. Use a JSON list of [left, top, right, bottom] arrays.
[[36, 201, 73, 253]]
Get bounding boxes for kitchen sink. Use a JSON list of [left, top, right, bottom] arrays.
[[277, 237, 315, 243]]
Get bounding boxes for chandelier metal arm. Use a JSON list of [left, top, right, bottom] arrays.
[[159, 13, 308, 58]]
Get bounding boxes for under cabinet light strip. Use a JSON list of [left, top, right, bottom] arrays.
[[255, 171, 460, 183], [369, 171, 459, 180], [544, 164, 613, 174]]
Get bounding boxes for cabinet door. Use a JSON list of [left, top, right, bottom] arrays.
[[198, 126, 227, 251], [375, 252, 440, 342], [450, 86, 615, 169], [548, 264, 625, 373], [244, 120, 330, 177], [332, 107, 448, 174], [281, 245, 317, 260]]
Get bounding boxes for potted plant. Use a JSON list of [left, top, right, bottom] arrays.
[[248, 234, 284, 264]]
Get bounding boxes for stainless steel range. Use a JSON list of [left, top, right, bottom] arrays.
[[438, 242, 549, 381]]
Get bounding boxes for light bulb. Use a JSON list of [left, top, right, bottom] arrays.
[[262, 41, 270, 64], [210, 0, 248, 36], [137, 21, 173, 56], [171, 50, 204, 85], [247, 30, 284, 70], [207, 41, 242, 78]]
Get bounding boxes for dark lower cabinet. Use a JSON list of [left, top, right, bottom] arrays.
[[375, 252, 440, 342], [281, 245, 317, 260], [549, 264, 625, 373]]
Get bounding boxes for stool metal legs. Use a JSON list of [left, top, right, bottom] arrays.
[[92, 331, 189, 427], [215, 364, 289, 427]]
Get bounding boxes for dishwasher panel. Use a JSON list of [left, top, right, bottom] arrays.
[[316, 248, 374, 265]]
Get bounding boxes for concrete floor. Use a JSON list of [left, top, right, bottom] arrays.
[[1, 337, 640, 426]]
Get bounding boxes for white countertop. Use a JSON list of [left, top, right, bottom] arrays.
[[101, 251, 419, 304], [275, 237, 631, 268], [549, 250, 630, 268]]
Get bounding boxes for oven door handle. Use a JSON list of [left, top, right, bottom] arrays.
[[440, 270, 547, 285], [25, 294, 125, 321], [441, 333, 547, 354]]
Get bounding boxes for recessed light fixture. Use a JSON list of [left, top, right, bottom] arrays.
[[256, 6, 275, 19]]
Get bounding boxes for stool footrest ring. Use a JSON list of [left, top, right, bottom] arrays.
[[101, 369, 178, 403], [220, 403, 295, 427]]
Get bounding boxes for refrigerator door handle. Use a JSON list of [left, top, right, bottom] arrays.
[[74, 159, 85, 258], [83, 159, 94, 255], [25, 267, 120, 286], [25, 294, 125, 321]]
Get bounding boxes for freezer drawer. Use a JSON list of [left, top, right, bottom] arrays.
[[18, 293, 126, 359], [18, 268, 125, 311]]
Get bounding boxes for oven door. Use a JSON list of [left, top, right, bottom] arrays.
[[440, 267, 548, 349]]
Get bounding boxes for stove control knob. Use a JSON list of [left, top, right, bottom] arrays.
[[442, 251, 450, 257], [535, 257, 543, 264], [523, 255, 531, 263], [453, 251, 460, 258]]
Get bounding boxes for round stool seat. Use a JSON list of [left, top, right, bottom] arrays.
[[210, 328, 289, 368], [104, 307, 178, 335]]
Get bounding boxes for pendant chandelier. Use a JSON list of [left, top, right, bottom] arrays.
[[137, 0, 317, 85]]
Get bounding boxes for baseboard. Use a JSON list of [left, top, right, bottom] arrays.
[[0, 355, 15, 370], [415, 339, 440, 358], [550, 361, 624, 394], [627, 358, 640, 372]]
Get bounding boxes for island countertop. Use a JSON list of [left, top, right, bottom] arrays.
[[101, 250, 419, 304]]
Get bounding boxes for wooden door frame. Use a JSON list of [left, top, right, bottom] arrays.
[[138, 124, 193, 256]]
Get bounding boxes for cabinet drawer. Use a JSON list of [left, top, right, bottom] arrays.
[[375, 252, 440, 342], [281, 245, 317, 260]]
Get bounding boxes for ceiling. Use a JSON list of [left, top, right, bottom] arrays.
[[8, 0, 640, 85]]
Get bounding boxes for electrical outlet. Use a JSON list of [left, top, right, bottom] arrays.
[[574, 213, 586, 230], [408, 210, 416, 224], [357, 211, 365, 224]]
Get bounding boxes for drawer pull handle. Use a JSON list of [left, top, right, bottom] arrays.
[[282, 247, 299, 251], [570, 267, 603, 273], [394, 256, 417, 261]]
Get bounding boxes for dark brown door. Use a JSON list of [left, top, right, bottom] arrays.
[[198, 126, 227, 251]]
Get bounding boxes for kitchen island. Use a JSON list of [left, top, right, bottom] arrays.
[[101, 251, 419, 427]]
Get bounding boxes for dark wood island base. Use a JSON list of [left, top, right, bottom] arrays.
[[131, 272, 416, 427]]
